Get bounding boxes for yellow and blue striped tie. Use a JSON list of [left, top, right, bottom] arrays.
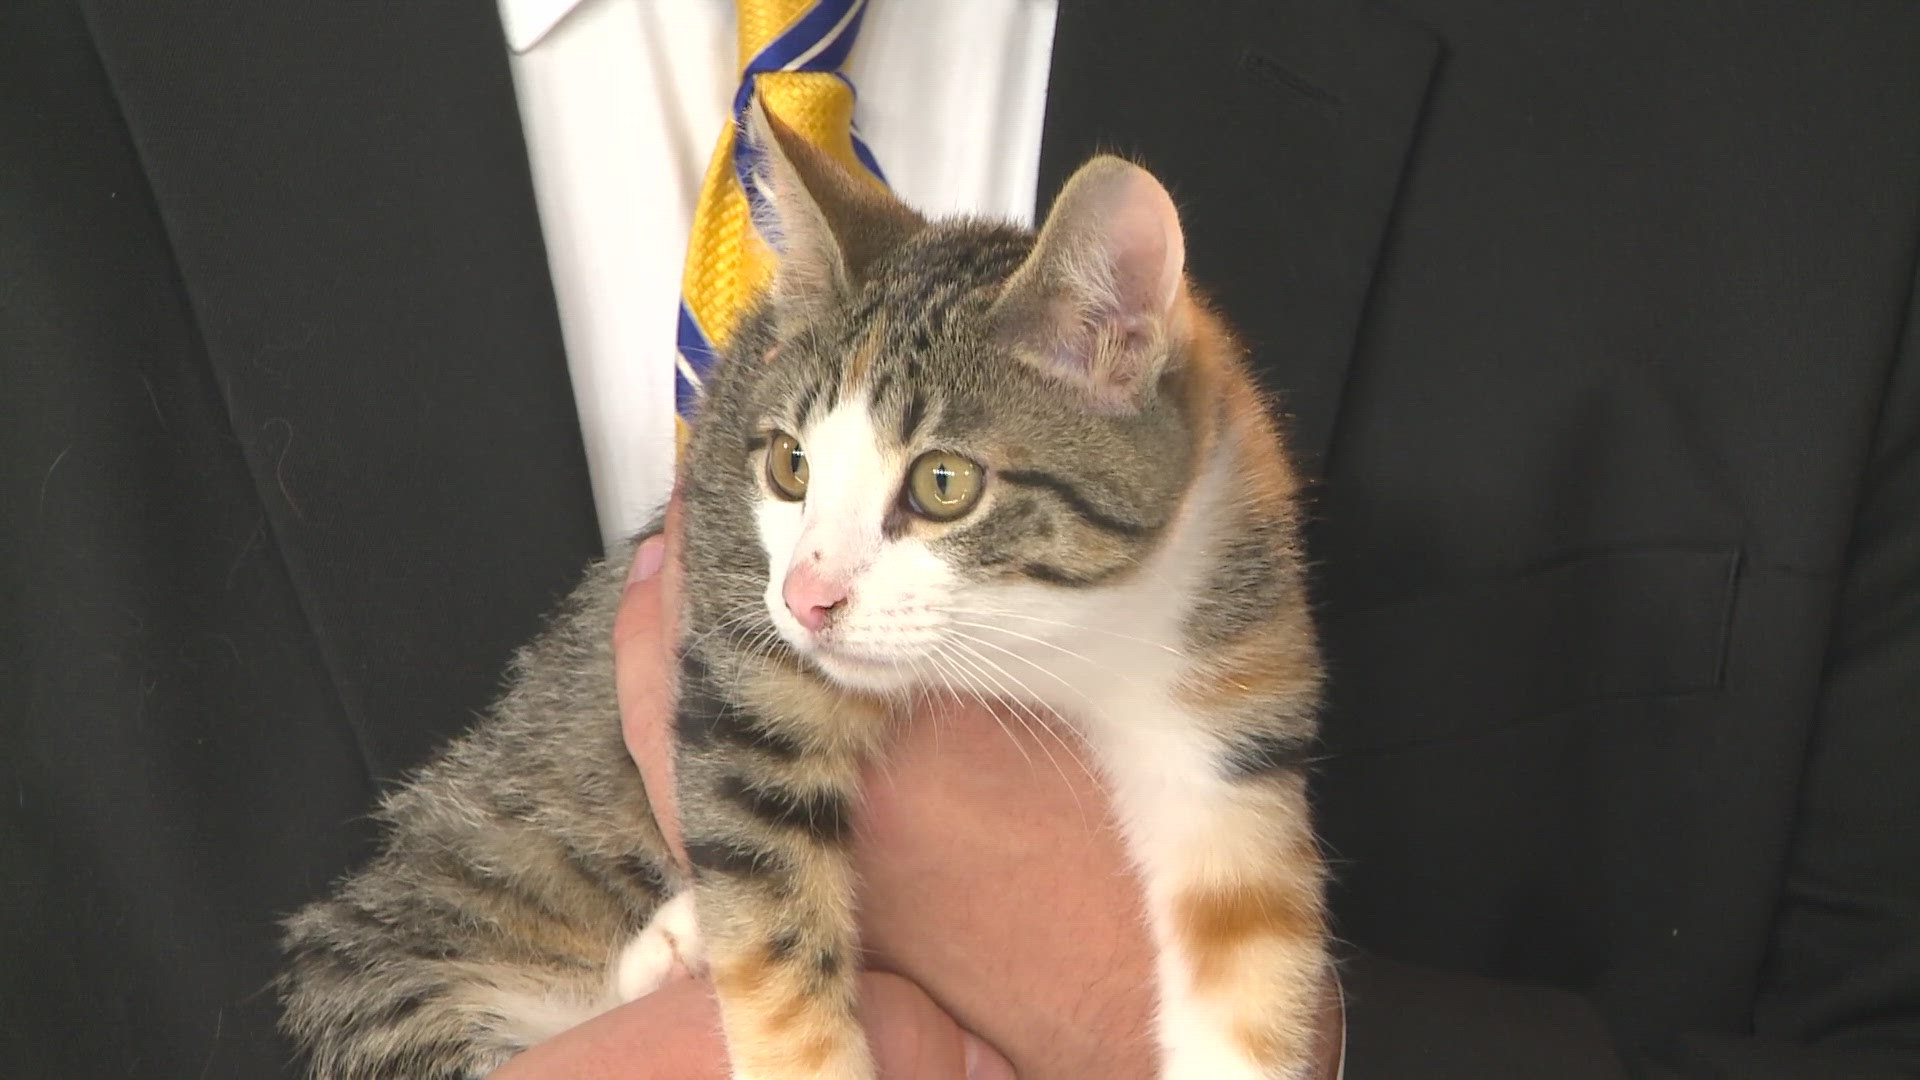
[[675, 0, 888, 440]]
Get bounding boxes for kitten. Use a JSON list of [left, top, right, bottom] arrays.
[[279, 108, 1330, 1080]]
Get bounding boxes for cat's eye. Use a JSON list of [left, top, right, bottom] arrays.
[[766, 431, 808, 500], [905, 451, 983, 521]]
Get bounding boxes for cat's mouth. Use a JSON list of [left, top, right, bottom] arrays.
[[803, 643, 910, 690], [806, 638, 902, 672], [766, 596, 946, 693]]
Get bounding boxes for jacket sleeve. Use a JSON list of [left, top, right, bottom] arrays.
[[1343, 267, 1920, 1080]]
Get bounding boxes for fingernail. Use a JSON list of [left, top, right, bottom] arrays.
[[629, 536, 665, 585], [962, 1032, 1015, 1080]]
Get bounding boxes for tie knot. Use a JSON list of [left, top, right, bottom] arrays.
[[679, 0, 887, 428], [737, 0, 870, 76]]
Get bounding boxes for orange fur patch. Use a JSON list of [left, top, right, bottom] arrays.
[[1233, 1014, 1302, 1072], [786, 1033, 837, 1075], [710, 954, 770, 1000], [1177, 619, 1319, 714], [713, 952, 840, 1073], [1174, 882, 1323, 990], [1178, 296, 1300, 513], [841, 318, 884, 395]]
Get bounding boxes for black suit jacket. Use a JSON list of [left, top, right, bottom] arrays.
[[6, 1, 1918, 1076]]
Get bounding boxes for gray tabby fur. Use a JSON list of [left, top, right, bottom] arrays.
[[280, 110, 1327, 1079]]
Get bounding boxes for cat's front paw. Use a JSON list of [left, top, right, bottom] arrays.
[[612, 890, 705, 1003]]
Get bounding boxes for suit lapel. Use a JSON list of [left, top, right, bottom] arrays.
[[1040, 0, 1438, 477], [79, 0, 601, 779]]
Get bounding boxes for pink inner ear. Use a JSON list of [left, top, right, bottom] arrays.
[[992, 157, 1190, 407], [1094, 166, 1187, 325], [1046, 294, 1096, 375]]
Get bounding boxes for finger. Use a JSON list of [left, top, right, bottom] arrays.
[[487, 975, 727, 1078], [616, 492, 687, 860], [615, 534, 675, 819], [613, 490, 682, 651], [491, 970, 1014, 1080], [860, 972, 1016, 1079]]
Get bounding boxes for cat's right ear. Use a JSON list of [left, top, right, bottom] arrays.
[[743, 99, 925, 316], [990, 157, 1190, 412]]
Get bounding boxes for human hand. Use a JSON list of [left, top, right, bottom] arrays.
[[496, 497, 1015, 1079], [612, 496, 1342, 1080], [490, 969, 1010, 1079]]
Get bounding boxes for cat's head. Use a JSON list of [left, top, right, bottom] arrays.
[[684, 107, 1209, 696]]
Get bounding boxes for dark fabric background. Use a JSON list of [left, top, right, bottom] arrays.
[[5, 0, 1918, 1075]]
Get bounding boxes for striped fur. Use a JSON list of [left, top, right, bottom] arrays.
[[280, 135, 1328, 1079], [277, 555, 674, 1078]]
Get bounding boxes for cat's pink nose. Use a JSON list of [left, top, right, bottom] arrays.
[[782, 562, 848, 632]]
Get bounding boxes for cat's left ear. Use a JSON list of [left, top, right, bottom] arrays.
[[743, 99, 926, 314], [990, 156, 1189, 411]]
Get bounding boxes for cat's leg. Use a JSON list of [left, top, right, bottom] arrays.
[[612, 889, 704, 1002], [1091, 696, 1331, 1080], [674, 657, 875, 1080]]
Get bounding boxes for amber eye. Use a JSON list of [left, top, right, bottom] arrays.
[[766, 431, 808, 500], [905, 451, 984, 521]]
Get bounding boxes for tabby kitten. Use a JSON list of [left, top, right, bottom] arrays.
[[279, 107, 1330, 1080]]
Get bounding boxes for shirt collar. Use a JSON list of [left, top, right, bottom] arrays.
[[499, 0, 589, 52]]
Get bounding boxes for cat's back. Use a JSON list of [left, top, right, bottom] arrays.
[[278, 549, 675, 1077]]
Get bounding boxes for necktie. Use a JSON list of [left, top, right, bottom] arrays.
[[675, 0, 888, 438]]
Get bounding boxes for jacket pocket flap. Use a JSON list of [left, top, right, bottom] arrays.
[[1320, 549, 1740, 753]]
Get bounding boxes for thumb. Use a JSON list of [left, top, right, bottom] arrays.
[[616, 502, 686, 860], [858, 972, 1016, 1079]]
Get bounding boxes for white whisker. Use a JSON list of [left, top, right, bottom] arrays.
[[945, 620, 1154, 698], [938, 634, 1093, 806], [947, 606, 1183, 655], [928, 646, 1042, 775], [900, 649, 948, 759], [946, 619, 1102, 670]]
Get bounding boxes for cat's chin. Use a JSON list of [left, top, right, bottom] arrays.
[[803, 647, 917, 694]]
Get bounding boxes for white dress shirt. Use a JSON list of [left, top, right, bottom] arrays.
[[500, 0, 1058, 545]]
